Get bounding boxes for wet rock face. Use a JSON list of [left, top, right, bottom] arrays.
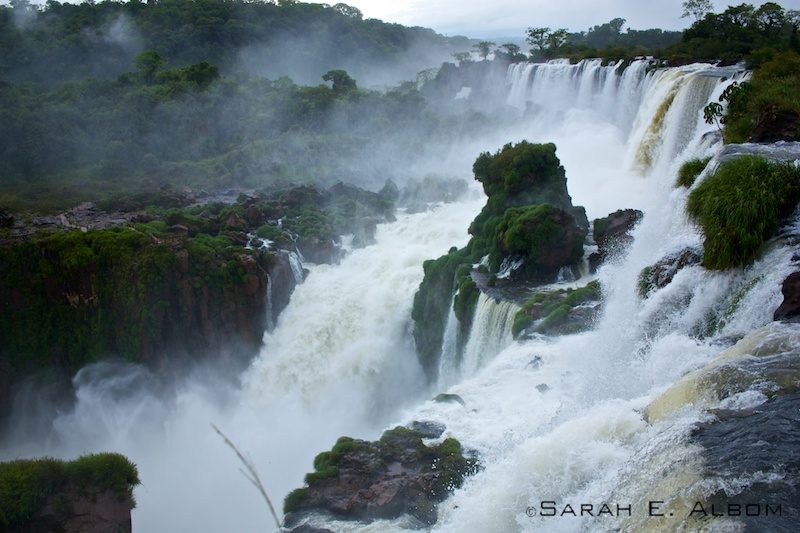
[[297, 236, 342, 265], [24, 486, 133, 533], [589, 209, 643, 272], [774, 271, 800, 321], [638, 248, 702, 297], [284, 427, 478, 526], [750, 106, 800, 143]]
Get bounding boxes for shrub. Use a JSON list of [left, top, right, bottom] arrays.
[[0, 453, 139, 530], [676, 157, 711, 188], [687, 156, 800, 269]]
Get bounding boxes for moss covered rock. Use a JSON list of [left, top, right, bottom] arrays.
[[284, 427, 478, 526], [495, 204, 584, 279], [411, 141, 588, 377], [0, 453, 139, 533], [512, 281, 601, 338]]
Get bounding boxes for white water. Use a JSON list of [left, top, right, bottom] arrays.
[[459, 294, 520, 377], [5, 58, 798, 533]]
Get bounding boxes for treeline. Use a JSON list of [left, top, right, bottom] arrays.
[[0, 53, 492, 211], [0, 0, 470, 85], [516, 2, 799, 64]]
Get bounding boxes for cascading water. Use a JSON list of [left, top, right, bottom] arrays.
[[459, 294, 520, 377], [359, 61, 799, 533], [4, 56, 796, 533]]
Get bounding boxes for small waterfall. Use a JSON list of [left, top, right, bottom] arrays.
[[460, 294, 520, 376], [288, 250, 305, 283], [505, 58, 651, 132], [264, 274, 275, 332], [437, 295, 460, 388]]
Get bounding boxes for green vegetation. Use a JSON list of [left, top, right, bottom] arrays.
[[0, 1, 468, 86], [412, 142, 586, 376], [520, 3, 798, 65], [0, 224, 253, 377], [669, 3, 799, 65], [303, 436, 358, 484], [687, 156, 800, 269], [713, 51, 800, 143], [0, 453, 139, 531], [511, 281, 601, 337], [0, 1, 482, 213], [676, 157, 711, 188], [284, 427, 478, 516], [638, 266, 655, 298], [283, 487, 309, 515], [496, 204, 583, 269]]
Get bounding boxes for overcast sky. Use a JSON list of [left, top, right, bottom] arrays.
[[336, 0, 800, 38], [17, 0, 800, 39]]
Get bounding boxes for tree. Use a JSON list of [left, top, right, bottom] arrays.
[[332, 3, 363, 20], [754, 2, 785, 35], [500, 43, 521, 56], [322, 69, 356, 94], [134, 50, 164, 81], [682, 0, 713, 21], [526, 27, 550, 52], [546, 29, 568, 49], [472, 41, 495, 60], [452, 51, 471, 63]]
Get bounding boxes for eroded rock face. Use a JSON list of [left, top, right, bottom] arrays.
[[297, 236, 342, 265], [589, 209, 643, 272], [284, 427, 478, 526], [24, 486, 133, 533], [774, 271, 800, 321], [750, 106, 800, 143]]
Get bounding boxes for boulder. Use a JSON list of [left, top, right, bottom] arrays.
[[407, 420, 446, 439], [589, 209, 643, 271], [297, 236, 342, 265], [495, 204, 585, 280], [284, 428, 478, 526], [774, 271, 800, 321], [638, 248, 701, 297]]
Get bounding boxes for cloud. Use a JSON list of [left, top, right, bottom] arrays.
[[342, 0, 800, 37]]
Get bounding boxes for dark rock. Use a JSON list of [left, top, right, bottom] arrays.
[[590, 209, 643, 271], [638, 248, 701, 297], [284, 427, 478, 525], [0, 208, 15, 228], [297, 237, 342, 265], [513, 281, 601, 339], [527, 355, 543, 369], [224, 211, 246, 231], [750, 106, 800, 143], [244, 204, 264, 226], [408, 420, 446, 439], [27, 485, 134, 533], [535, 384, 550, 393], [291, 526, 334, 533], [774, 271, 800, 321], [433, 393, 466, 406]]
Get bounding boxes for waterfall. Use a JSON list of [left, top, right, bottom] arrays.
[[373, 61, 796, 533], [6, 56, 793, 533], [265, 274, 275, 332], [460, 294, 520, 377], [288, 250, 305, 283], [437, 295, 460, 388]]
